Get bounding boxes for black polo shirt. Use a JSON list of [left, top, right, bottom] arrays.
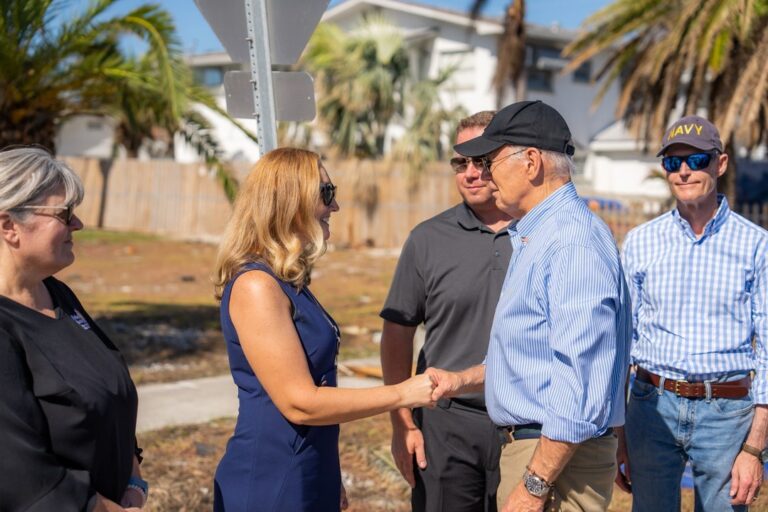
[[381, 203, 512, 407]]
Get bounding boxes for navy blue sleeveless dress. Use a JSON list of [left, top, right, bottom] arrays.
[[213, 262, 341, 511]]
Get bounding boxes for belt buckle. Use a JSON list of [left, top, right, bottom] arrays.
[[674, 379, 687, 397]]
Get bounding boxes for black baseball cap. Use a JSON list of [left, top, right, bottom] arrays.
[[656, 115, 723, 156], [454, 100, 575, 157]]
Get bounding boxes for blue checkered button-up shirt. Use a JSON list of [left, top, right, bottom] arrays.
[[485, 182, 632, 443], [622, 196, 768, 403]]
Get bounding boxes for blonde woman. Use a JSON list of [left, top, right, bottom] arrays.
[[212, 148, 435, 512]]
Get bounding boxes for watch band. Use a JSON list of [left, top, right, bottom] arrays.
[[742, 442, 763, 459]]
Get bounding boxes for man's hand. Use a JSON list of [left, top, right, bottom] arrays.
[[391, 422, 427, 487], [424, 367, 464, 401], [730, 450, 763, 505], [614, 426, 632, 493], [500, 483, 548, 512]]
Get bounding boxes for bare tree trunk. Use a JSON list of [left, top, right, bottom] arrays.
[[516, 72, 527, 102]]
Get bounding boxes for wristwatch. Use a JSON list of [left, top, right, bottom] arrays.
[[741, 442, 768, 463], [522, 468, 553, 498]]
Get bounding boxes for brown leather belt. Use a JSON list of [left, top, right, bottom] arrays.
[[636, 367, 751, 399]]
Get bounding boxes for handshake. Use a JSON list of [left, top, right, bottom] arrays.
[[395, 367, 467, 409]]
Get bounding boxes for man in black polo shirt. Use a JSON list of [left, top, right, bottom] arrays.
[[380, 111, 513, 512]]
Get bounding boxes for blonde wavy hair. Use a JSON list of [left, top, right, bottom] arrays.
[[214, 147, 326, 299]]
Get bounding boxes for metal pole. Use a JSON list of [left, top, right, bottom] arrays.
[[245, 0, 278, 155]]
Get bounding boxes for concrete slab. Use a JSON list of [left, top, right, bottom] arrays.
[[136, 374, 383, 433]]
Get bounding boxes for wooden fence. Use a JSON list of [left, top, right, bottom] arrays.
[[64, 157, 768, 249]]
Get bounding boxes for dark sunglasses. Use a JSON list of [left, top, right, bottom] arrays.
[[320, 182, 337, 206], [449, 155, 514, 175], [449, 157, 470, 173], [471, 148, 527, 176], [15, 204, 75, 225], [661, 152, 717, 172]]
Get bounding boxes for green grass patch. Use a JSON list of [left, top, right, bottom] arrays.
[[74, 228, 161, 244]]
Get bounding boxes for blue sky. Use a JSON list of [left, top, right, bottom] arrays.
[[67, 0, 611, 55]]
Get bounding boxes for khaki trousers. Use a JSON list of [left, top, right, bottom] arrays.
[[496, 434, 617, 512]]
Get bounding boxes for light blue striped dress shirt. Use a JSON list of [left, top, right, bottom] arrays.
[[622, 196, 768, 403], [485, 182, 632, 443]]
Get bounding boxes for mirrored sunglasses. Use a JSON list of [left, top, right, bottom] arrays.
[[320, 183, 337, 206], [661, 152, 715, 173]]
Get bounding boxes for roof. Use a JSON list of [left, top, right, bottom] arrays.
[[324, 0, 578, 43]]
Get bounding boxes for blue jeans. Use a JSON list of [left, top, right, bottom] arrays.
[[625, 377, 754, 512]]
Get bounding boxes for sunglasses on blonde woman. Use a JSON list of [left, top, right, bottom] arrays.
[[320, 183, 337, 206]]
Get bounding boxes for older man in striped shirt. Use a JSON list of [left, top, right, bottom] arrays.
[[428, 101, 632, 512], [621, 115, 768, 511]]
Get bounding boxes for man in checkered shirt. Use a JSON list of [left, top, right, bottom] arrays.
[[621, 115, 768, 511]]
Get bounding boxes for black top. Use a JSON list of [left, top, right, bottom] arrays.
[[381, 203, 512, 407], [0, 277, 138, 511]]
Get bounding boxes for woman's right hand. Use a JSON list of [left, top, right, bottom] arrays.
[[395, 373, 436, 409]]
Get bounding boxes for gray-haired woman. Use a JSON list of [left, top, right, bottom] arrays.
[[0, 147, 146, 512]]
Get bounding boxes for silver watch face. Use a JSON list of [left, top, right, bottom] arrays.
[[523, 471, 551, 498]]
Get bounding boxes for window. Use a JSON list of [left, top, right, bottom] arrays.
[[573, 61, 591, 83], [527, 69, 553, 92], [193, 67, 224, 87], [525, 44, 563, 92]]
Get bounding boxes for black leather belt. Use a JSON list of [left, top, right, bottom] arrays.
[[502, 424, 614, 442]]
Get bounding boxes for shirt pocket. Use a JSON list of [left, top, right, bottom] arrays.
[[738, 269, 755, 305]]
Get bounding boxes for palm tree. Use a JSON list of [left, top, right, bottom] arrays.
[[470, 0, 527, 106], [393, 69, 467, 180], [0, 0, 254, 202], [562, 0, 768, 203], [302, 16, 409, 159], [1, 0, 164, 149]]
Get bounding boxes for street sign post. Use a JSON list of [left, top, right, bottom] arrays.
[[195, 0, 329, 155]]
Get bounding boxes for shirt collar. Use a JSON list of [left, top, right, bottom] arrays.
[[512, 181, 578, 236], [456, 202, 504, 233], [671, 194, 730, 240]]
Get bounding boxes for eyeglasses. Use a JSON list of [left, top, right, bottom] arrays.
[[472, 148, 527, 176], [449, 157, 472, 173], [14, 204, 75, 225], [661, 152, 717, 172], [320, 182, 337, 206]]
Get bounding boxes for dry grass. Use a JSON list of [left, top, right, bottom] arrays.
[[138, 414, 411, 512], [138, 414, 768, 512], [58, 231, 399, 384]]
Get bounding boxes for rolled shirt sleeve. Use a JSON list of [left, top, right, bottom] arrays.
[[542, 244, 631, 443], [0, 332, 94, 511]]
